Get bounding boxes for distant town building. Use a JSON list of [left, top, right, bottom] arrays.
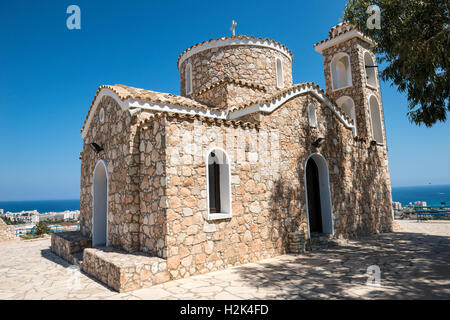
[[393, 202, 402, 210], [63, 210, 80, 220], [414, 201, 427, 207], [0, 210, 80, 224]]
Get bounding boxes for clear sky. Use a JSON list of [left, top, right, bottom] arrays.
[[0, 0, 449, 201]]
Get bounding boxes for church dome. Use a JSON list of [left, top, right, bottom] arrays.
[[178, 35, 294, 109]]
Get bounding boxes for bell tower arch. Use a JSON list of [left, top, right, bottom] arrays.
[[314, 23, 387, 145]]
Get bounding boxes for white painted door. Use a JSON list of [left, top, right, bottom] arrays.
[[93, 161, 107, 246]]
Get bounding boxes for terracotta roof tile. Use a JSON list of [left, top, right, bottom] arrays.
[[80, 84, 214, 133], [313, 22, 357, 48], [228, 82, 354, 126], [82, 82, 353, 135], [139, 111, 259, 130], [228, 82, 323, 112]]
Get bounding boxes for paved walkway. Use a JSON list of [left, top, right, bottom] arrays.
[[0, 220, 449, 299]]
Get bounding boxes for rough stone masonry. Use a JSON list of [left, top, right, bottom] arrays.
[[0, 218, 16, 242], [52, 22, 394, 292]]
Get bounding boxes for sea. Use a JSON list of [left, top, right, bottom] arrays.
[[0, 184, 449, 213], [391, 184, 450, 207], [0, 199, 80, 213]]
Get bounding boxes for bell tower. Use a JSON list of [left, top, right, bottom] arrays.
[[314, 23, 386, 145]]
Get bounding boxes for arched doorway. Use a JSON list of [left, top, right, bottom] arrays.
[[304, 153, 333, 236], [306, 159, 323, 232], [93, 160, 108, 246]]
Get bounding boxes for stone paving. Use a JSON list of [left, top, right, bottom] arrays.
[[0, 220, 449, 300]]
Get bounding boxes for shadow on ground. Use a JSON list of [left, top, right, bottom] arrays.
[[235, 231, 450, 299], [40, 248, 116, 292], [40, 248, 73, 269]]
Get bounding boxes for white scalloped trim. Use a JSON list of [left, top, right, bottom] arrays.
[[178, 37, 292, 70], [227, 84, 355, 130]]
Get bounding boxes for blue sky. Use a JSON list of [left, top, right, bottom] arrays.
[[0, 0, 449, 201]]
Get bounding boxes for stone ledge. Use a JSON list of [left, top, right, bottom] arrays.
[[0, 218, 16, 242], [288, 231, 309, 254], [51, 231, 91, 265], [82, 247, 169, 292]]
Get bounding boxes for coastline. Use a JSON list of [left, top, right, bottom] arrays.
[[0, 199, 80, 214], [391, 184, 450, 207], [1, 184, 449, 213]]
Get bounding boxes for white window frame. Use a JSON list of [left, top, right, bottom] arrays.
[[368, 95, 384, 144], [99, 107, 105, 123], [205, 147, 232, 220], [330, 52, 352, 91], [363, 50, 378, 89], [336, 96, 357, 136], [307, 103, 318, 127], [276, 57, 284, 89], [185, 62, 193, 95]]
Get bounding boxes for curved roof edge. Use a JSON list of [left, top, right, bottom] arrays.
[[80, 85, 219, 139], [227, 82, 355, 129], [314, 23, 374, 53], [177, 35, 293, 70], [81, 83, 355, 140]]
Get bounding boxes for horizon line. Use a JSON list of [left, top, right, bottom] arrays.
[[1, 183, 450, 202]]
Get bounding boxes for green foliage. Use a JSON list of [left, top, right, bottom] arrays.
[[20, 234, 41, 240], [1, 217, 21, 225], [344, 0, 449, 126], [34, 221, 48, 235]]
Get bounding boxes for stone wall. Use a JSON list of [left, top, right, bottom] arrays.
[[80, 96, 142, 252], [51, 231, 91, 265], [76, 28, 394, 290], [260, 94, 393, 238], [82, 247, 169, 292], [0, 218, 15, 242], [78, 92, 392, 284], [138, 115, 168, 258], [163, 114, 287, 281], [317, 36, 393, 236], [193, 80, 268, 111], [158, 93, 392, 282], [179, 45, 293, 109], [322, 38, 384, 141]]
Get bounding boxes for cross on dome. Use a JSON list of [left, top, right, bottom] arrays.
[[230, 20, 237, 36]]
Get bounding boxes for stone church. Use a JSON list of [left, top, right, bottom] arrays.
[[52, 22, 394, 292]]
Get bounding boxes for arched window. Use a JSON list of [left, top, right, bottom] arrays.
[[330, 53, 352, 90], [276, 58, 284, 88], [369, 95, 383, 144], [364, 52, 377, 88], [185, 63, 193, 95], [206, 148, 231, 220], [336, 96, 357, 136], [307, 103, 318, 127], [99, 107, 105, 123]]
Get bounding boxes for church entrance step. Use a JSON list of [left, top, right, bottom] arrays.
[[287, 231, 310, 253], [288, 231, 339, 254], [71, 252, 84, 268], [308, 232, 338, 250], [82, 247, 169, 292], [51, 231, 91, 267]]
